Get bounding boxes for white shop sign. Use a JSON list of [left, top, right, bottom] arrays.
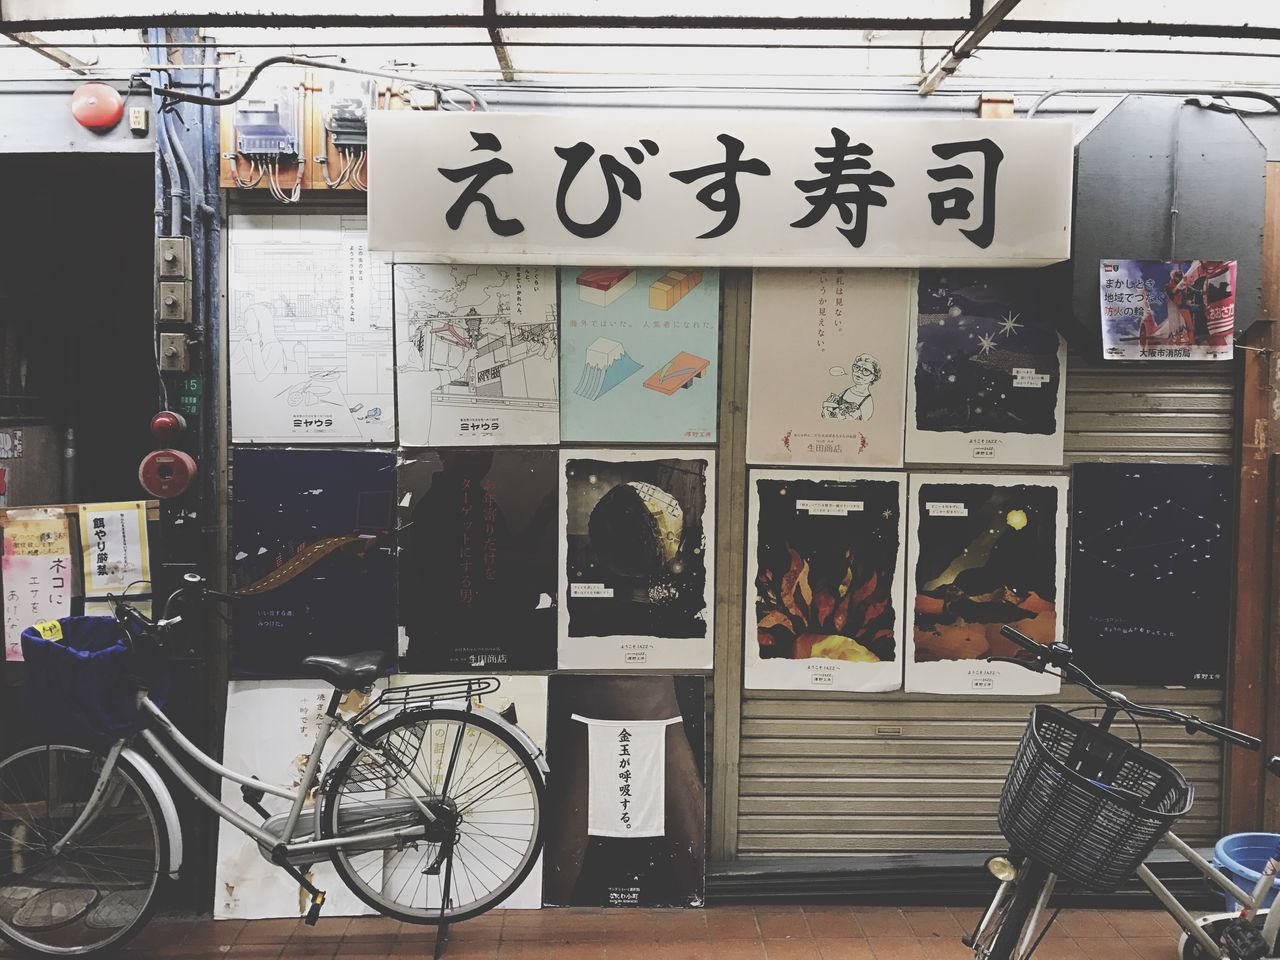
[[369, 111, 1073, 267]]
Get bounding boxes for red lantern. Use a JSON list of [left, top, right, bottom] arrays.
[[70, 83, 124, 131], [150, 411, 187, 443]]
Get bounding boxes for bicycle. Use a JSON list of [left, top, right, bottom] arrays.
[[966, 624, 1280, 960], [0, 574, 548, 957]]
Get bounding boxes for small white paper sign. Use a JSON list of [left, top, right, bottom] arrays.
[[796, 499, 864, 515], [570, 583, 614, 598], [927, 502, 969, 517], [1012, 368, 1051, 388], [576, 715, 681, 838]]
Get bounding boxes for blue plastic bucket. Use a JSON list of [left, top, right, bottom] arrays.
[[1212, 832, 1280, 911]]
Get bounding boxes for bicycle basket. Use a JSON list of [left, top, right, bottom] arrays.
[[20, 616, 168, 747], [998, 704, 1194, 892]]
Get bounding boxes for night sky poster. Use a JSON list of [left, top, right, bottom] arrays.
[[1068, 464, 1231, 686], [231, 449, 397, 679], [398, 449, 558, 672], [905, 270, 1066, 465], [906, 474, 1067, 695], [543, 674, 705, 908], [559, 450, 715, 670], [745, 470, 907, 692]]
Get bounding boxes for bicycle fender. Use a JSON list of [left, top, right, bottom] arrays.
[[121, 746, 184, 878]]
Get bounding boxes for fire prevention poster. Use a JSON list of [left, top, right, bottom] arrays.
[[1100, 259, 1236, 361]]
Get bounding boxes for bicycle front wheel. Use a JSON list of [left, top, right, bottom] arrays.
[[0, 744, 165, 957], [324, 708, 544, 925], [972, 860, 1052, 960]]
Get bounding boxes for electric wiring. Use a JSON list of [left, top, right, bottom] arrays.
[[320, 146, 352, 188], [349, 149, 368, 191], [231, 156, 265, 188], [266, 157, 303, 203]]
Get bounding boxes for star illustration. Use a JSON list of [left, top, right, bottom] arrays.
[[977, 333, 998, 355], [882, 508, 895, 519], [998, 311, 1023, 337]]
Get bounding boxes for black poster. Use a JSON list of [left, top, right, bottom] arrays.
[[1068, 463, 1231, 686], [543, 674, 705, 908], [230, 448, 397, 679], [398, 449, 557, 671]]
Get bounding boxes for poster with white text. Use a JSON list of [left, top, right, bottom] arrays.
[[1100, 259, 1236, 361]]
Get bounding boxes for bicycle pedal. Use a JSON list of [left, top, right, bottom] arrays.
[[1221, 918, 1268, 960], [304, 891, 326, 927]]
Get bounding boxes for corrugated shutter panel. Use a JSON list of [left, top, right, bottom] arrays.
[[736, 351, 1236, 858]]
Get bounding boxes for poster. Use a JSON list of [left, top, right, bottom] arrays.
[[398, 449, 557, 671], [228, 215, 394, 444], [394, 264, 559, 446], [559, 450, 715, 670], [388, 674, 547, 910], [745, 470, 907, 692], [2, 510, 72, 662], [1068, 464, 1231, 686], [905, 474, 1068, 696], [215, 681, 382, 919], [560, 268, 720, 444], [231, 449, 396, 678], [1100, 259, 1236, 361], [746, 269, 910, 467], [543, 675, 705, 908], [79, 501, 150, 597], [905, 270, 1066, 465]]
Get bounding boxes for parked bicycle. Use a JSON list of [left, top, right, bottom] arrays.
[[0, 574, 548, 957], [968, 625, 1280, 960]]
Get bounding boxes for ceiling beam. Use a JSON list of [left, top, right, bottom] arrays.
[[3, 30, 91, 73], [918, 0, 1022, 96]]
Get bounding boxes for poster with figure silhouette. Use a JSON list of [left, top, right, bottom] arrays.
[[231, 449, 397, 678], [745, 470, 907, 692], [1068, 464, 1231, 686], [746, 269, 910, 467], [228, 215, 394, 443], [559, 450, 715, 670], [1100, 259, 1236, 361], [394, 264, 560, 446], [543, 674, 705, 908], [905, 474, 1067, 696], [559, 268, 720, 443], [905, 270, 1066, 465], [398, 449, 557, 671]]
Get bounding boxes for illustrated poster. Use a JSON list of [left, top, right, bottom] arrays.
[[2, 510, 72, 661], [559, 450, 715, 670], [398, 449, 557, 672], [745, 471, 907, 692], [1100, 259, 1236, 361], [215, 681, 382, 919], [544, 675, 705, 908], [746, 269, 909, 467], [79, 501, 150, 597], [906, 474, 1067, 696], [1068, 464, 1231, 686], [231, 449, 396, 678], [228, 215, 394, 443], [560, 268, 720, 443], [394, 264, 559, 446], [905, 270, 1066, 465]]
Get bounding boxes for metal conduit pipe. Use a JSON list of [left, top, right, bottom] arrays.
[[1027, 87, 1280, 117]]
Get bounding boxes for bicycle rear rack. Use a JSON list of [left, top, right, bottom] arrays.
[[350, 676, 501, 726]]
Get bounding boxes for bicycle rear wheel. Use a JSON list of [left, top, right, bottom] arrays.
[[0, 744, 164, 957], [324, 708, 543, 925]]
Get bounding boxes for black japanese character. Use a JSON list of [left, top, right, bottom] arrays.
[[438, 131, 524, 237], [927, 138, 1004, 249], [669, 134, 771, 239], [791, 128, 895, 248], [554, 140, 657, 239]]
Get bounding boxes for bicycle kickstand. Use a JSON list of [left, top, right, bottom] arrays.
[[433, 841, 456, 960]]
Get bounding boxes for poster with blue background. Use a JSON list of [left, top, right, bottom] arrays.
[[1100, 259, 1235, 361]]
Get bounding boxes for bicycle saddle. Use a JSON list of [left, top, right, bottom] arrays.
[[301, 650, 387, 691]]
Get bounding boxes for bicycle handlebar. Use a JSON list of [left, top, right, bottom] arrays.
[[110, 573, 238, 648]]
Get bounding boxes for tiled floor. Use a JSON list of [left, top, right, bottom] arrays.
[[80, 905, 1190, 959]]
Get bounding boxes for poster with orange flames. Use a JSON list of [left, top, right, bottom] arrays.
[[905, 474, 1067, 696], [745, 470, 907, 692]]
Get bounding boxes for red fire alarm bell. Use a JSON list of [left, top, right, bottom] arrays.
[[139, 449, 197, 499], [70, 83, 124, 131], [150, 411, 187, 443]]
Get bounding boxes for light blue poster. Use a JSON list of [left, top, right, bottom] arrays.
[[560, 267, 721, 443]]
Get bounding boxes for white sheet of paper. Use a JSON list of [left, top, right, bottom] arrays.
[[2, 511, 72, 661], [577, 715, 680, 838]]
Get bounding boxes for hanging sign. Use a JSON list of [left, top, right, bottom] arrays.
[[369, 112, 1074, 267], [79, 501, 150, 597], [3, 509, 73, 661], [575, 714, 681, 838]]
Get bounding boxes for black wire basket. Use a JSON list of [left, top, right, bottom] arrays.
[[997, 704, 1194, 892]]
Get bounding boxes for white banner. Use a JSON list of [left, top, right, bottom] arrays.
[[369, 112, 1073, 267], [576, 715, 681, 838]]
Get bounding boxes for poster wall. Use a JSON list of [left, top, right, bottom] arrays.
[[543, 675, 705, 908], [746, 269, 910, 467], [745, 470, 907, 692], [394, 264, 560, 446], [905, 270, 1066, 465], [1100, 259, 1236, 361], [559, 450, 715, 670], [228, 215, 394, 444], [231, 449, 396, 678], [2, 509, 72, 662], [398, 449, 557, 672], [905, 474, 1068, 696], [560, 268, 720, 444], [1068, 463, 1231, 686]]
